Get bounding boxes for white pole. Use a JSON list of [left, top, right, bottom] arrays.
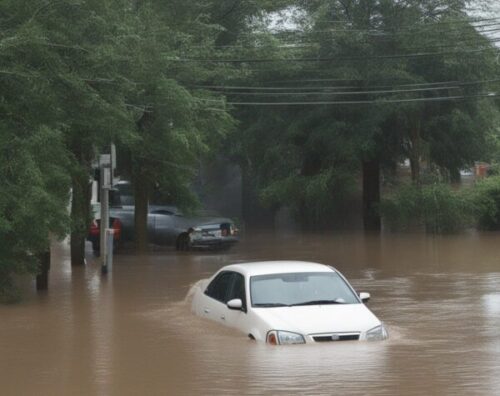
[[100, 154, 111, 274]]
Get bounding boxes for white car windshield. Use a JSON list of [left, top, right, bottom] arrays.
[[250, 272, 360, 307]]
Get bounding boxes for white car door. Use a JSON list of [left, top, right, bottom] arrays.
[[222, 272, 250, 332], [201, 271, 234, 326]]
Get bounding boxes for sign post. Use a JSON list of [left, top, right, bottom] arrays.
[[99, 145, 115, 274]]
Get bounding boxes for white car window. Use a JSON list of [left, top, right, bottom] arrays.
[[250, 272, 359, 307], [205, 271, 234, 303]]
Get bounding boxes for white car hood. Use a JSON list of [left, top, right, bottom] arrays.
[[254, 304, 380, 335]]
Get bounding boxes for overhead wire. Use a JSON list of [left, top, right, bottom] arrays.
[[209, 86, 465, 96], [172, 39, 500, 64], [221, 93, 500, 106], [183, 26, 500, 50], [188, 20, 500, 58], [271, 21, 500, 36], [261, 78, 473, 85], [241, 19, 500, 39], [224, 38, 500, 55], [131, 92, 499, 110], [170, 21, 499, 76], [221, 17, 500, 37], [310, 16, 500, 26], [194, 79, 500, 91]]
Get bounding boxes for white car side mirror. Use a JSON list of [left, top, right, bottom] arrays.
[[227, 299, 243, 310], [359, 292, 371, 303]]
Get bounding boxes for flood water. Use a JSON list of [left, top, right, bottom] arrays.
[[2, 231, 500, 395]]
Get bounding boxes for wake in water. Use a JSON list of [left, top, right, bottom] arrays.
[[138, 278, 242, 342], [184, 279, 206, 304]]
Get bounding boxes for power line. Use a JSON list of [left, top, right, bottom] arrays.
[[273, 21, 500, 36], [201, 22, 500, 54], [183, 26, 500, 50], [227, 37, 500, 56], [257, 34, 500, 55], [263, 78, 453, 85], [195, 78, 500, 91], [240, 20, 500, 41], [215, 86, 464, 96], [171, 44, 499, 64], [197, 85, 369, 91], [224, 17, 500, 37], [221, 93, 499, 106], [312, 16, 500, 26]]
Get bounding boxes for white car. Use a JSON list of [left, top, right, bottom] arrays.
[[191, 261, 388, 345]]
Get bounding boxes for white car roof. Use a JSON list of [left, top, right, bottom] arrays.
[[220, 261, 337, 277]]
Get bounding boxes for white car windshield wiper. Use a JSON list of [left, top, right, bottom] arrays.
[[253, 303, 292, 307], [290, 299, 347, 306]]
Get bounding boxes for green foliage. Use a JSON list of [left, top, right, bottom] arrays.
[[225, 0, 500, 229], [0, 125, 70, 301], [0, 0, 499, 296], [260, 168, 357, 227], [381, 183, 476, 233], [0, 0, 237, 295], [382, 176, 500, 233], [113, 1, 236, 215], [472, 176, 500, 230]]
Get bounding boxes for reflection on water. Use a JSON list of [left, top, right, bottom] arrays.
[[2, 232, 500, 395]]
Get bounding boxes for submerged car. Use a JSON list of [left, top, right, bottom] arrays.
[[191, 261, 388, 345], [110, 205, 239, 251], [105, 180, 238, 251]]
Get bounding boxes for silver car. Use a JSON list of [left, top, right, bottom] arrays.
[[110, 205, 239, 251]]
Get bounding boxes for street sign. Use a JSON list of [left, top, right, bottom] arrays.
[[99, 154, 111, 167], [100, 153, 113, 189]]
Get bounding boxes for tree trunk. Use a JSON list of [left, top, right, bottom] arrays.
[[300, 154, 322, 231], [134, 175, 149, 252], [409, 119, 422, 185], [362, 158, 381, 231], [36, 249, 51, 291], [241, 165, 253, 228], [241, 165, 274, 231], [409, 155, 420, 184], [450, 168, 460, 183], [70, 169, 91, 266]]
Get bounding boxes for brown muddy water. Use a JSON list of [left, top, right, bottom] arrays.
[[2, 231, 500, 395]]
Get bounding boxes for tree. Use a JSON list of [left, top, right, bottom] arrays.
[[225, 0, 500, 230], [0, 0, 142, 298], [109, 1, 236, 251], [0, 1, 75, 299], [45, 1, 135, 265]]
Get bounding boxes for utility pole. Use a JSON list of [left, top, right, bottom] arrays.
[[99, 144, 116, 274]]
